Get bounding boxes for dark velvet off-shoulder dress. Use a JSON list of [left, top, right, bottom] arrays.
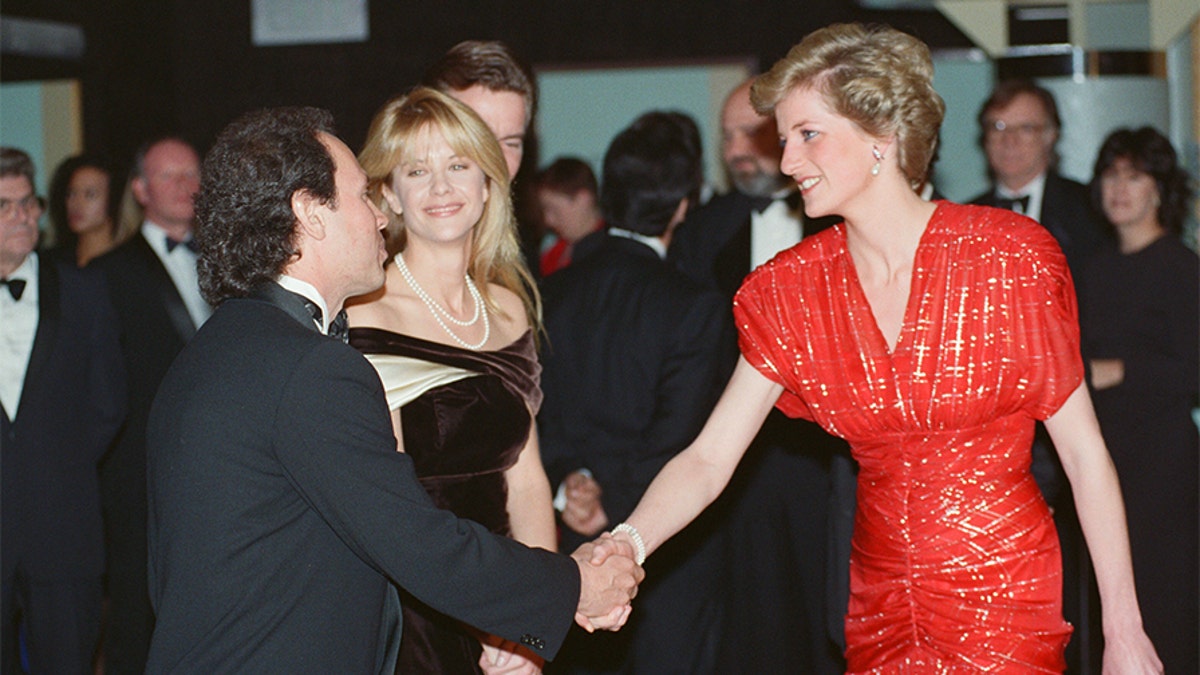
[[350, 326, 542, 675]]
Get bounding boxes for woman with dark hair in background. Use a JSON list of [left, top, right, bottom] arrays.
[[350, 87, 556, 675], [47, 154, 121, 266], [1079, 126, 1197, 673]]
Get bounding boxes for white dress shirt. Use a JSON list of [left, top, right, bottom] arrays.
[[750, 188, 804, 268], [0, 253, 39, 418], [998, 173, 1047, 222], [141, 221, 213, 329]]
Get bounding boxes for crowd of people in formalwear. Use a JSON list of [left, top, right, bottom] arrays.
[[0, 22, 1194, 675]]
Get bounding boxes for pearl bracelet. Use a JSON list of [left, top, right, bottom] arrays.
[[611, 523, 647, 565]]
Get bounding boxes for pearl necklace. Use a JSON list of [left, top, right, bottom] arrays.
[[395, 254, 490, 350]]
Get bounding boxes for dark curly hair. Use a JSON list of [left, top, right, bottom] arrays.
[[195, 107, 337, 305], [1090, 126, 1194, 235]]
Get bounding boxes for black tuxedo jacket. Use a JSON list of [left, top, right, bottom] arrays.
[[145, 283, 578, 673], [969, 171, 1110, 275], [669, 189, 838, 300], [92, 232, 197, 477], [539, 236, 729, 543], [1, 255, 126, 580]]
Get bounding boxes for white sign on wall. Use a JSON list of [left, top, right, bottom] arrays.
[[251, 0, 369, 46]]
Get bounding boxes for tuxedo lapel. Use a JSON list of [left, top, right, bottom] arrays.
[[1038, 174, 1074, 249], [18, 256, 61, 417], [131, 234, 197, 342], [249, 282, 322, 333]]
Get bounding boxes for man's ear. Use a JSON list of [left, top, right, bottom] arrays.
[[131, 176, 149, 207], [291, 189, 327, 240]]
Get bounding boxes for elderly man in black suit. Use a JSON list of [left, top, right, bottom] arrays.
[[1, 147, 126, 673], [91, 135, 211, 675], [538, 113, 730, 673], [667, 79, 848, 674], [144, 107, 641, 673]]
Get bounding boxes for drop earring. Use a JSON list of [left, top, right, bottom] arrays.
[[871, 147, 884, 176]]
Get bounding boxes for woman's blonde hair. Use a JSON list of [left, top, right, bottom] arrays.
[[752, 23, 945, 192], [358, 86, 541, 331]]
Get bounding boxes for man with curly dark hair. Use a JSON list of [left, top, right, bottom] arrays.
[[145, 107, 642, 673]]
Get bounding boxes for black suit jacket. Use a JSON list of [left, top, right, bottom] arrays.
[[145, 283, 578, 673], [539, 236, 729, 543], [1, 255, 126, 580], [969, 171, 1110, 275], [92, 232, 198, 502]]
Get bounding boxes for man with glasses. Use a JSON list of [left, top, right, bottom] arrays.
[[969, 79, 1108, 273], [1, 147, 126, 674]]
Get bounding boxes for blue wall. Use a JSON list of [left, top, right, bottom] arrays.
[[0, 82, 51, 194]]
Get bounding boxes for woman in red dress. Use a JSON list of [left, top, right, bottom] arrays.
[[593, 24, 1161, 673]]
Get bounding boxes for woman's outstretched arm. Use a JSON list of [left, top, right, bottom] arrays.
[[602, 357, 784, 558], [1045, 383, 1162, 674]]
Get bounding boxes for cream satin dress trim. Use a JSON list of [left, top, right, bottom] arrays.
[[363, 353, 478, 411]]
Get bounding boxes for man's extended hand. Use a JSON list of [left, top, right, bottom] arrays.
[[571, 537, 642, 632]]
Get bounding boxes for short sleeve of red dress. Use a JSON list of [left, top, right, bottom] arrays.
[[1007, 221, 1084, 420], [732, 246, 816, 421]]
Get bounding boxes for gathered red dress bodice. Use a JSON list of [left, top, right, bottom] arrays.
[[734, 202, 1083, 673]]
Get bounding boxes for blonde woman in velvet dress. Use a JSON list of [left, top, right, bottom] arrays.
[[350, 87, 555, 675], [590, 24, 1161, 673]]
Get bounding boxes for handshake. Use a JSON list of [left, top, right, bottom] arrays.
[[571, 528, 645, 632]]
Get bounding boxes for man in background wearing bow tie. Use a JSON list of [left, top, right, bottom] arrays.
[[668, 78, 848, 674], [91, 136, 211, 675], [969, 79, 1108, 274], [0, 147, 127, 674]]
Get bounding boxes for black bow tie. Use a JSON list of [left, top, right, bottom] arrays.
[[749, 190, 803, 215], [0, 278, 27, 301], [996, 194, 1030, 214], [165, 236, 198, 254], [300, 297, 349, 343]]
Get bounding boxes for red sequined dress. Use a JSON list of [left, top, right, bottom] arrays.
[[733, 202, 1082, 673]]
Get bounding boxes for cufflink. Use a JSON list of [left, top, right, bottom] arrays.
[[519, 633, 546, 650]]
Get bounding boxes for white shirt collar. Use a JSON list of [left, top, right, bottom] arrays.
[[141, 220, 193, 255], [276, 274, 332, 333], [607, 228, 667, 259], [3, 252, 38, 303], [5, 250, 37, 282], [997, 173, 1047, 221]]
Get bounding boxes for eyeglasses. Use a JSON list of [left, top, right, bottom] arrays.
[[0, 194, 42, 219], [984, 120, 1049, 141]]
